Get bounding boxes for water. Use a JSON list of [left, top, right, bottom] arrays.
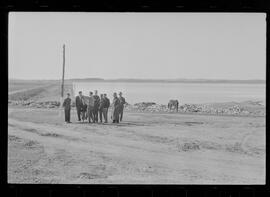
[[73, 82, 265, 105]]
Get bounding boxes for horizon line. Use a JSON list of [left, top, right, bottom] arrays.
[[9, 77, 266, 81]]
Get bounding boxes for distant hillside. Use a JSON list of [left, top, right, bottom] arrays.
[[71, 78, 265, 84], [104, 78, 266, 84], [68, 78, 105, 82], [9, 78, 266, 84]]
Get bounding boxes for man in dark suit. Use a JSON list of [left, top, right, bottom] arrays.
[[81, 97, 88, 122], [75, 91, 83, 121], [93, 90, 100, 123], [103, 94, 110, 123], [62, 93, 72, 123]]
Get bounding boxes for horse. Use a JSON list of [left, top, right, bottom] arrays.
[[168, 99, 179, 112]]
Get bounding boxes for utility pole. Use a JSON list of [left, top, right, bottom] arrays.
[[61, 44, 65, 98], [59, 44, 65, 116]]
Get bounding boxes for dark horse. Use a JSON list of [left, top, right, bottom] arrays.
[[168, 100, 179, 112]]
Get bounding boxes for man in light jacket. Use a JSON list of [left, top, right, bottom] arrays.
[[87, 92, 95, 123]]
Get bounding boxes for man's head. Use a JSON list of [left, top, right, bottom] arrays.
[[94, 90, 98, 95], [100, 94, 103, 98], [113, 92, 117, 98], [119, 92, 122, 97], [89, 91, 93, 96], [79, 91, 82, 96], [104, 94, 107, 98], [67, 93, 70, 98]]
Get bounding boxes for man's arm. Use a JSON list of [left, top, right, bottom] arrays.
[[69, 99, 72, 107]]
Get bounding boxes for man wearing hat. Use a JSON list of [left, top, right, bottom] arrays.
[[62, 93, 72, 123], [112, 92, 121, 123], [118, 92, 126, 122], [99, 94, 105, 123], [75, 91, 84, 121], [87, 91, 95, 123], [103, 94, 110, 123], [93, 90, 100, 123]]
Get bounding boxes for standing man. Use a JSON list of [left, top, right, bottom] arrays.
[[81, 97, 88, 122], [118, 92, 126, 122], [75, 91, 83, 121], [103, 94, 110, 123], [87, 91, 95, 123], [112, 92, 120, 123], [62, 93, 72, 123], [93, 90, 100, 123], [99, 94, 105, 123]]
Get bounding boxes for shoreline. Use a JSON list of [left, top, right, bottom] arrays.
[[8, 99, 265, 117], [8, 81, 265, 117], [8, 105, 265, 119]]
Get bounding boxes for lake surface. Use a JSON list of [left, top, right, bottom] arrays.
[[73, 82, 265, 105]]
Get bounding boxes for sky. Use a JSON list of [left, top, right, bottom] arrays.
[[9, 12, 266, 80]]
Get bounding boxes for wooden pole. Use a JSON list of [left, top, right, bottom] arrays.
[[59, 44, 65, 117], [61, 44, 65, 98]]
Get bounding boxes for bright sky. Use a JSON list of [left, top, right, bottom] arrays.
[[9, 12, 266, 80]]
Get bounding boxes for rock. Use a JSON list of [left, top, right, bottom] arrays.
[[8, 98, 264, 117], [178, 142, 200, 152], [241, 110, 250, 115], [134, 102, 156, 108]]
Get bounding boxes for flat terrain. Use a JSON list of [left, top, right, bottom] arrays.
[[8, 80, 265, 184], [8, 106, 265, 184]]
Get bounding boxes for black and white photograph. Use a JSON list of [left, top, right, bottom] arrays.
[[8, 12, 266, 184]]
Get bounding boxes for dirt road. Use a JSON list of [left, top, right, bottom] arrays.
[[8, 107, 265, 184]]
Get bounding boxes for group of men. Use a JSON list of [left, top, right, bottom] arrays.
[[62, 90, 126, 124]]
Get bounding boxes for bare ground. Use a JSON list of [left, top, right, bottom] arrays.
[[8, 106, 265, 184]]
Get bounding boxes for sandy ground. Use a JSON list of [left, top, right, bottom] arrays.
[[8, 106, 265, 184]]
